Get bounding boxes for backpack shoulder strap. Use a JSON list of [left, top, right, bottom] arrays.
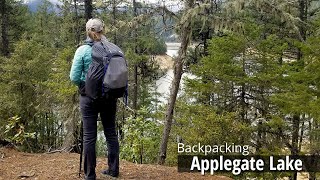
[[83, 37, 94, 46]]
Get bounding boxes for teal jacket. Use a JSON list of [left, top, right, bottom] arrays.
[[70, 38, 93, 86]]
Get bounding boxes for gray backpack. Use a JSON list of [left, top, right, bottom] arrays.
[[85, 39, 128, 100]]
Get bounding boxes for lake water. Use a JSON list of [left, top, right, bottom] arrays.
[[155, 43, 196, 104]]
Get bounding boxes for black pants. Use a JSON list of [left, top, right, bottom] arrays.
[[80, 95, 119, 180]]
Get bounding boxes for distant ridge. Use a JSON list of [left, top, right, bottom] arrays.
[[24, 0, 60, 12]]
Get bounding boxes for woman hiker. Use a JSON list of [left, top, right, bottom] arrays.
[[70, 18, 119, 180]]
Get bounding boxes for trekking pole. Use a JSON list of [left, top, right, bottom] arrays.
[[118, 99, 135, 113], [79, 121, 83, 177]]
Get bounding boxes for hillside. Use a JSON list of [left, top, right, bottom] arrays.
[[155, 55, 174, 70], [0, 147, 232, 180]]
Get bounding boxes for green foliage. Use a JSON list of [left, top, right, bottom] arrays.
[[46, 46, 77, 103], [175, 103, 251, 145], [120, 107, 160, 164], [0, 36, 56, 151], [165, 102, 252, 165], [125, 48, 164, 109], [31, 0, 61, 47], [170, 2, 320, 177], [1, 37, 54, 120], [0, 0, 166, 154], [4, 116, 36, 145], [185, 34, 249, 113], [2, 1, 320, 179], [0, 0, 33, 54]]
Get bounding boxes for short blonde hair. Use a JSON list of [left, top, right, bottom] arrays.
[[87, 31, 103, 41]]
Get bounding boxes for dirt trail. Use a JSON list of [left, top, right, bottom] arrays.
[[0, 147, 231, 180]]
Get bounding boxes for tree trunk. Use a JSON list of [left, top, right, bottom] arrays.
[[202, 30, 209, 56], [74, 0, 80, 45], [84, 0, 93, 22], [0, 0, 10, 57], [132, 0, 138, 115], [158, 1, 193, 165], [290, 2, 307, 179], [291, 114, 300, 180], [112, 0, 117, 44], [298, 0, 307, 41], [133, 64, 138, 113], [298, 119, 304, 151], [240, 55, 247, 123], [61, 95, 80, 152]]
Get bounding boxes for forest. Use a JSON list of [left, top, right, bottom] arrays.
[[1, 0, 320, 179]]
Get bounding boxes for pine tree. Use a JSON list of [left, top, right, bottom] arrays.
[[0, 37, 54, 151], [0, 0, 31, 56]]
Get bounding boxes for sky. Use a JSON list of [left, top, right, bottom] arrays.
[[23, 0, 182, 10], [23, 0, 181, 5], [23, 0, 60, 4]]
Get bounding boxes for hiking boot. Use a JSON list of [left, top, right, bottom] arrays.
[[101, 169, 119, 178]]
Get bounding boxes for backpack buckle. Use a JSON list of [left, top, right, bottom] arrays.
[[103, 56, 111, 64]]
